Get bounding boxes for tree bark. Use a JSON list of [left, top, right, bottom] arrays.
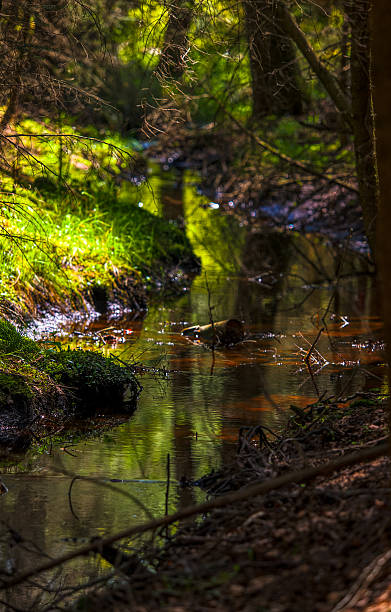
[[156, 0, 194, 81], [243, 0, 303, 118], [371, 0, 391, 437], [277, 1, 379, 258], [276, 3, 351, 122], [346, 0, 378, 258]]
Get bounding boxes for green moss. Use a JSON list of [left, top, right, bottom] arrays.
[[0, 322, 140, 450], [0, 320, 41, 360], [0, 372, 33, 415], [0, 371, 32, 396], [43, 349, 140, 417]]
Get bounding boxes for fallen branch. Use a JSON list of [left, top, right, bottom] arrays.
[[304, 328, 325, 365], [1, 441, 388, 590], [332, 549, 391, 612]]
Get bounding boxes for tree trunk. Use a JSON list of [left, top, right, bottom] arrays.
[[243, 0, 303, 118], [276, 1, 377, 258], [371, 0, 391, 437], [276, 3, 351, 121], [156, 0, 194, 81], [345, 0, 378, 258]]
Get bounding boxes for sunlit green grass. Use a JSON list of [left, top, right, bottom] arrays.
[[0, 117, 194, 312]]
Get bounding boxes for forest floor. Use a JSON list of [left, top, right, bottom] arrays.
[[80, 393, 391, 612], [150, 122, 368, 254]]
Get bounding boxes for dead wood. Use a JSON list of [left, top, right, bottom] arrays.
[[1, 440, 388, 591]]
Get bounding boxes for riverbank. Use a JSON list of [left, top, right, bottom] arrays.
[[0, 320, 140, 452], [0, 117, 199, 322], [148, 121, 369, 254], [78, 392, 390, 612], [0, 118, 199, 450]]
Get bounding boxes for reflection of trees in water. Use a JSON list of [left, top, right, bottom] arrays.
[[1, 176, 382, 607], [0, 475, 106, 609], [183, 172, 245, 274], [179, 178, 382, 469], [220, 232, 383, 447], [161, 171, 185, 222]]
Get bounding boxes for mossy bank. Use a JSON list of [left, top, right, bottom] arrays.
[[0, 321, 140, 452]]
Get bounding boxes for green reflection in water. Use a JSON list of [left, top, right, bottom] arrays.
[[182, 171, 245, 273], [0, 165, 386, 610]]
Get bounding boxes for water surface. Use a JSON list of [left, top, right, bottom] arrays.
[[0, 167, 385, 606]]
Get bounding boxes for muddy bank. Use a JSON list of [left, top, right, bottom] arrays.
[[0, 322, 140, 452], [77, 392, 390, 612], [1, 253, 201, 336]]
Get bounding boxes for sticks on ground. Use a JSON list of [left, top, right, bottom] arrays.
[[1, 441, 388, 590]]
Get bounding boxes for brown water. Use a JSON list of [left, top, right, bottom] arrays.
[[0, 167, 386, 607]]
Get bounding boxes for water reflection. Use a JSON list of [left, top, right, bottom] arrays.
[[0, 166, 386, 606]]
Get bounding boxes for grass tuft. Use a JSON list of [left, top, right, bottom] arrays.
[[0, 321, 140, 442]]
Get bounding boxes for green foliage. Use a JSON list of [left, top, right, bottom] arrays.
[[43, 349, 139, 416], [0, 371, 33, 402], [0, 320, 40, 360], [0, 117, 195, 311], [0, 321, 55, 414], [260, 117, 354, 170], [44, 348, 133, 388], [44, 349, 139, 416]]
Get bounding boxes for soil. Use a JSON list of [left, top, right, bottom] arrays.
[[79, 393, 391, 612], [0, 349, 140, 453]]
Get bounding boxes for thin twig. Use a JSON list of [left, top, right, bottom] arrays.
[[332, 549, 391, 612], [205, 272, 216, 374], [211, 98, 357, 193], [165, 453, 170, 518], [68, 477, 80, 522], [304, 327, 325, 364]]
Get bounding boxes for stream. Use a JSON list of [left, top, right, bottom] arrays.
[[0, 165, 386, 607]]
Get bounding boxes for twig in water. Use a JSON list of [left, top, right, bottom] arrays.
[[165, 453, 170, 518], [205, 272, 216, 374], [52, 462, 155, 521], [305, 362, 322, 397], [321, 232, 352, 328], [304, 328, 325, 365], [68, 477, 80, 522], [294, 329, 327, 397]]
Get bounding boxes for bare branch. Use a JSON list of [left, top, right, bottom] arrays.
[[2, 441, 388, 590]]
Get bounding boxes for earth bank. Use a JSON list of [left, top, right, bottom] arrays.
[[0, 321, 140, 452], [76, 393, 390, 612]]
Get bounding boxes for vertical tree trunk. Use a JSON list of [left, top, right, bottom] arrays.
[[243, 0, 303, 118], [371, 0, 391, 437], [345, 0, 378, 258], [0, 2, 25, 130], [156, 0, 194, 81]]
